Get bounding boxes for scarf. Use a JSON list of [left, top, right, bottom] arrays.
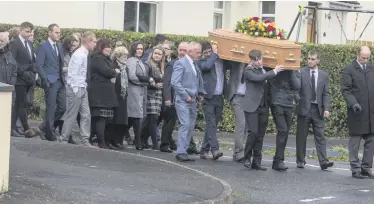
[[116, 58, 128, 98]]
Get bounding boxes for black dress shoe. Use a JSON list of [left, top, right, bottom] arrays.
[[321, 161, 334, 170], [272, 162, 288, 171], [212, 150, 223, 160], [176, 154, 190, 162], [187, 148, 200, 155], [352, 172, 366, 179], [160, 148, 173, 153], [251, 163, 267, 171], [361, 171, 374, 179], [112, 143, 125, 150]]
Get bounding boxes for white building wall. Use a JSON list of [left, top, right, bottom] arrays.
[[0, 1, 124, 30], [346, 1, 374, 43], [158, 1, 214, 36]]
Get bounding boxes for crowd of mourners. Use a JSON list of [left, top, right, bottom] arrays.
[[0, 21, 201, 155]]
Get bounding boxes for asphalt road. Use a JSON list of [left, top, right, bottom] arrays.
[[122, 146, 374, 204]]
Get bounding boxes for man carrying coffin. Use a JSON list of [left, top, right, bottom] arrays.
[[269, 62, 300, 171], [242, 49, 284, 170]]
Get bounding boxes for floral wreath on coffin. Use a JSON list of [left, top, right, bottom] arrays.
[[234, 16, 287, 40]]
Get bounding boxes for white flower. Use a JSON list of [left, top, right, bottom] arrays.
[[255, 32, 259, 36]]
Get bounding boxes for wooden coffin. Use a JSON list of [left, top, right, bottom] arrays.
[[208, 29, 301, 70]]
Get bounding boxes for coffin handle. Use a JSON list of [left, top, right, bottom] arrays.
[[285, 53, 297, 62], [263, 51, 276, 60], [230, 45, 245, 55]]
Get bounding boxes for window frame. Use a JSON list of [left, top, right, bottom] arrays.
[[213, 1, 225, 29], [124, 1, 158, 33], [260, 1, 276, 22]]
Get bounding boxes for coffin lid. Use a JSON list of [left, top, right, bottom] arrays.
[[209, 29, 301, 49]]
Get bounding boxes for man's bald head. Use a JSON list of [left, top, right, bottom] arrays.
[[358, 46, 371, 65]]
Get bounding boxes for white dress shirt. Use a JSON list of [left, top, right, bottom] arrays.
[[67, 46, 89, 94], [186, 54, 197, 76], [18, 34, 32, 58], [48, 38, 59, 56], [214, 59, 224, 95]]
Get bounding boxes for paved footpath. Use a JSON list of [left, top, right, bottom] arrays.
[[1, 137, 231, 204]]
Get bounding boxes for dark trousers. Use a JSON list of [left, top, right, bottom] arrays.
[[243, 106, 269, 165], [126, 117, 143, 149], [271, 105, 293, 163], [201, 95, 223, 153], [90, 116, 110, 146], [296, 104, 328, 165], [141, 114, 160, 148], [348, 134, 374, 173], [42, 80, 66, 141], [160, 105, 178, 150], [12, 85, 31, 131], [105, 123, 127, 145]]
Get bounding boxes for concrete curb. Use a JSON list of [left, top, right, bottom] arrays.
[[127, 152, 233, 204]]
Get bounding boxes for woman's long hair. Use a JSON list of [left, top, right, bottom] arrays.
[[147, 45, 165, 74], [62, 35, 79, 56], [92, 38, 111, 56]]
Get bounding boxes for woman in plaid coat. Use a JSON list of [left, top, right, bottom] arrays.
[[141, 45, 165, 150]]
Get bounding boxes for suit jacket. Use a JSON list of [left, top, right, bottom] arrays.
[[296, 67, 330, 117], [9, 36, 37, 86], [36, 40, 65, 86], [224, 62, 246, 101], [198, 53, 231, 99], [171, 56, 205, 102], [241, 65, 276, 113], [163, 58, 177, 103], [340, 60, 374, 135]]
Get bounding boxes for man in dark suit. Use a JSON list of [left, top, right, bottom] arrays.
[[295, 49, 334, 171], [9, 21, 38, 138], [160, 41, 199, 154], [340, 46, 374, 179], [36, 24, 65, 141], [270, 68, 300, 171], [197, 42, 227, 160], [242, 49, 283, 171]]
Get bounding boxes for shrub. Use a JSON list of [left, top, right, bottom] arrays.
[[1, 23, 368, 138]]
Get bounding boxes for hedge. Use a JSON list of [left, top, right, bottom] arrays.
[[1, 23, 369, 138]]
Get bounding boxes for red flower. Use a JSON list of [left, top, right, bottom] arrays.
[[277, 32, 283, 37], [252, 17, 259, 21], [264, 19, 271, 24], [266, 25, 275, 32]]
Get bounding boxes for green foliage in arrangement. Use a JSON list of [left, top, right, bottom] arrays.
[[1, 23, 370, 138]]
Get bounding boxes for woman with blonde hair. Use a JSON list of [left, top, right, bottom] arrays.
[[141, 45, 165, 150], [104, 46, 130, 149]]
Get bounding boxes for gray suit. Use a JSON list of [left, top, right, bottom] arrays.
[[241, 65, 277, 165], [295, 67, 331, 166], [171, 56, 205, 155], [224, 62, 247, 156]]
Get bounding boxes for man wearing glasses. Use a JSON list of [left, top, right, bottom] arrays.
[[341, 46, 374, 179]]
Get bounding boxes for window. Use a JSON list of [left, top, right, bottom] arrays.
[[213, 1, 224, 29], [261, 1, 276, 22], [124, 1, 157, 33]]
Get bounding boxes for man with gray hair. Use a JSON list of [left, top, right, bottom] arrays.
[[171, 42, 205, 162], [341, 46, 374, 179]]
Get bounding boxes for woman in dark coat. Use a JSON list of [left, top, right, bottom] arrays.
[[105, 46, 130, 150], [88, 38, 119, 149]]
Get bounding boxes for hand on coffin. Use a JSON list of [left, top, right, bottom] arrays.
[[212, 44, 218, 54], [274, 64, 284, 73]]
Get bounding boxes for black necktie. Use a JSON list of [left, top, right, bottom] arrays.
[[53, 44, 58, 57], [311, 71, 316, 102], [24, 40, 31, 59]]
